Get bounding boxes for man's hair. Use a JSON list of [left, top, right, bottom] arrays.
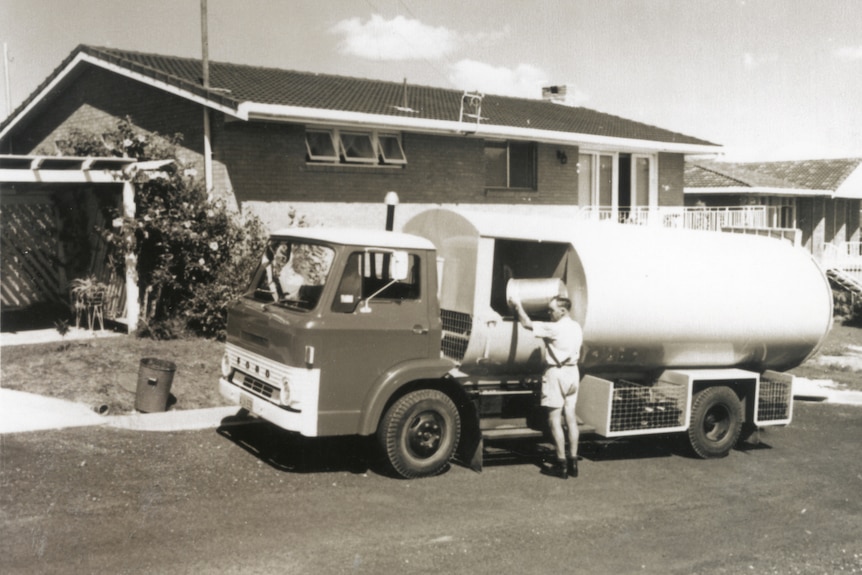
[[552, 296, 572, 311]]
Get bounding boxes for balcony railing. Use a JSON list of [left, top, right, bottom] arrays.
[[575, 206, 779, 232], [824, 242, 862, 269]]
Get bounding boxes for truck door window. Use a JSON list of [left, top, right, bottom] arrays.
[[249, 240, 335, 311], [333, 251, 420, 313]]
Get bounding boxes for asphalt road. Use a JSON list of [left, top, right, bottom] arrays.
[[1, 402, 860, 575]]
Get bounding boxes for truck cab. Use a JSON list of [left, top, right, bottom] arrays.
[[219, 228, 454, 445]]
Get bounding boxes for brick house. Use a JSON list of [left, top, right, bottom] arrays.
[[1, 45, 721, 232]]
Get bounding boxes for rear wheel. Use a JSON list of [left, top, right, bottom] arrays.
[[378, 389, 461, 479], [687, 386, 742, 458]]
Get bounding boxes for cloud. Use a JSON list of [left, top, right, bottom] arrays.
[[448, 59, 553, 99], [330, 15, 457, 61], [329, 15, 577, 101], [833, 45, 862, 61]]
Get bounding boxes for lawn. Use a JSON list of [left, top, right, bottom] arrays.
[[1, 323, 860, 414], [789, 322, 862, 390]]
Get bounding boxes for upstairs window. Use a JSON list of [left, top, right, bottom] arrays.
[[485, 141, 536, 189], [305, 130, 339, 162], [340, 132, 377, 164], [377, 133, 407, 164], [305, 128, 406, 166]]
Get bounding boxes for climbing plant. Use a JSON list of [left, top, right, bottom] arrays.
[[56, 117, 271, 339]]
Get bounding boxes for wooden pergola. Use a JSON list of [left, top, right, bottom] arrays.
[[0, 155, 148, 331]]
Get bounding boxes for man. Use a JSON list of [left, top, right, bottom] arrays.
[[509, 295, 583, 479]]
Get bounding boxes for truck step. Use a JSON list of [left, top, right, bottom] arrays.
[[482, 427, 544, 440], [479, 417, 596, 440]]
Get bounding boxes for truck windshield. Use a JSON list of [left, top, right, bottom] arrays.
[[247, 239, 335, 311]]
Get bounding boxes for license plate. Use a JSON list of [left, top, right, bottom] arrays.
[[240, 393, 254, 412]]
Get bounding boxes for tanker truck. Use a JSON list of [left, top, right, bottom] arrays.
[[218, 208, 832, 478]]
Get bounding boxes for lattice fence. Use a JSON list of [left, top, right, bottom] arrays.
[[0, 194, 65, 310], [1, 190, 126, 321]]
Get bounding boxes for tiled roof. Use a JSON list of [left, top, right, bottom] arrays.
[[686, 158, 862, 191], [1, 44, 718, 148]]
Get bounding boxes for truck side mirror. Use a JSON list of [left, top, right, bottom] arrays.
[[390, 251, 410, 282]]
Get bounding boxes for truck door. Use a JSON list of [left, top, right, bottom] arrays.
[[318, 249, 437, 433]]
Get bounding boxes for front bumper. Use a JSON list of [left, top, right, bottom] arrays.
[[219, 376, 319, 437]]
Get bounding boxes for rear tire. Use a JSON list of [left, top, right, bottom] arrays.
[[378, 389, 461, 479], [687, 386, 742, 459]]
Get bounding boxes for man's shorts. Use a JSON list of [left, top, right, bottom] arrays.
[[541, 365, 580, 409]]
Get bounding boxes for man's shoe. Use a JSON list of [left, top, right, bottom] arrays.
[[567, 457, 579, 478], [542, 459, 568, 479]]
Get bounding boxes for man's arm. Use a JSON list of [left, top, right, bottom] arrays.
[[508, 297, 534, 331]]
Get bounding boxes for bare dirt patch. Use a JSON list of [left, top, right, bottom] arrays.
[[0, 336, 226, 413]]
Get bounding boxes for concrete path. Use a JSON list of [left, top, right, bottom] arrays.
[[0, 388, 238, 435], [1, 327, 123, 347]]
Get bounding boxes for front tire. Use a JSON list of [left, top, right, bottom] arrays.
[[687, 386, 742, 459], [378, 389, 461, 479]]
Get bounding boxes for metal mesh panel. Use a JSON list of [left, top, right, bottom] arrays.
[[757, 378, 792, 422], [441, 309, 472, 361], [610, 381, 686, 432]]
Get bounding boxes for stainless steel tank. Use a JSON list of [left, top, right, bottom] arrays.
[[404, 209, 833, 376], [506, 278, 568, 314]]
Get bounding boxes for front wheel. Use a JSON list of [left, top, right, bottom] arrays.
[[378, 389, 461, 479], [687, 386, 742, 459]]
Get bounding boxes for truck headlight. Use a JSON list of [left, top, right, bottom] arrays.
[[280, 377, 292, 406]]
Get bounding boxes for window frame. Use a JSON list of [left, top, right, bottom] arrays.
[[305, 129, 339, 163], [338, 131, 378, 165], [305, 128, 407, 166], [376, 132, 407, 165], [332, 250, 421, 313], [484, 140, 537, 190]]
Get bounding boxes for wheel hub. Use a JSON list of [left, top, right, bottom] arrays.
[[704, 407, 730, 441], [407, 412, 443, 457]]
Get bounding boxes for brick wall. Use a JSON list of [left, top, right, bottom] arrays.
[[8, 65, 205, 168], [216, 122, 581, 208]]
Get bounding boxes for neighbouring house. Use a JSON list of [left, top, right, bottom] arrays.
[[685, 158, 862, 295]]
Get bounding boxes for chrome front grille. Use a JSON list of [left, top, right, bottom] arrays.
[[226, 343, 289, 401], [240, 374, 277, 399]]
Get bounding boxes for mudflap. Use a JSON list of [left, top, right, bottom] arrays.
[[458, 428, 484, 473], [455, 400, 484, 473]]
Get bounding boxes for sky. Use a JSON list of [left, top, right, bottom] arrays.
[[1, 0, 860, 161]]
